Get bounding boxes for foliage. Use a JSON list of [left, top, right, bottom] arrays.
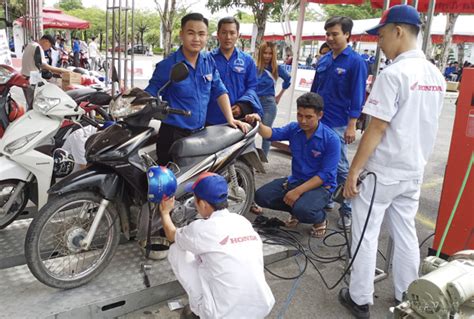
[[1, 0, 25, 21], [322, 0, 382, 20], [58, 0, 84, 11]]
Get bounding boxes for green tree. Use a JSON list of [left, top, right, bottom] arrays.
[[322, 0, 381, 20], [207, 0, 273, 54], [134, 11, 161, 48], [1, 0, 25, 21], [58, 0, 84, 11], [65, 7, 106, 48]]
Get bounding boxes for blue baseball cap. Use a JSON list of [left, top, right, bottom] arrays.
[[185, 172, 228, 204], [366, 5, 421, 35]]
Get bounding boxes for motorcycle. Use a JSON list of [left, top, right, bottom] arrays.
[[0, 75, 112, 229], [24, 62, 263, 289], [0, 65, 31, 138]]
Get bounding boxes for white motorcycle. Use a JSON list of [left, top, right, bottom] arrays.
[[0, 81, 85, 228]]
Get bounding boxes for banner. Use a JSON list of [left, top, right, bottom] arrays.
[[295, 68, 315, 92]]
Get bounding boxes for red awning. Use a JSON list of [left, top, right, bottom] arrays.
[[16, 8, 90, 30], [370, 0, 474, 14], [262, 0, 363, 3]]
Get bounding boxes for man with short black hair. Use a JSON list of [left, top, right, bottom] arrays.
[[145, 13, 247, 165], [206, 16, 262, 125], [160, 172, 275, 319], [246, 92, 340, 238], [310, 15, 368, 229], [338, 6, 445, 318]]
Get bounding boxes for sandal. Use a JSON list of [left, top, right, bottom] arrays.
[[284, 216, 299, 228], [310, 220, 328, 239], [250, 203, 264, 215]]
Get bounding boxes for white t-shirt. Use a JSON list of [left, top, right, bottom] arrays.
[[88, 41, 100, 58], [62, 125, 98, 170], [363, 49, 446, 181], [21, 42, 46, 77], [175, 209, 275, 319]]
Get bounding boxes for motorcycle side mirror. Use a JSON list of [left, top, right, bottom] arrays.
[[170, 62, 189, 83], [157, 62, 189, 97]]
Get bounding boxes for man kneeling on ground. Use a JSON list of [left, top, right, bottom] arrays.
[[159, 172, 275, 319], [246, 92, 340, 238]]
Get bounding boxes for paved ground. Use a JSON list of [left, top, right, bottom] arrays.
[[120, 61, 457, 319]]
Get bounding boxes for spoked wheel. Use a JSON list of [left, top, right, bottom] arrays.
[[224, 160, 255, 216], [0, 179, 29, 229], [25, 191, 120, 289]]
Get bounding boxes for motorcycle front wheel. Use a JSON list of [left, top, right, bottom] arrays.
[[0, 179, 29, 229], [25, 191, 120, 289]]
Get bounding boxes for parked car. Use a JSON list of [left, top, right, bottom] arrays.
[[127, 45, 148, 55]]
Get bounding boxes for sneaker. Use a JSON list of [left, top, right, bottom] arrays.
[[325, 202, 335, 210], [338, 287, 370, 319], [337, 214, 352, 229]]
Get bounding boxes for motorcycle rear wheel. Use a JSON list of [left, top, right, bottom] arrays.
[[0, 179, 29, 229], [25, 191, 120, 289], [225, 160, 255, 216]]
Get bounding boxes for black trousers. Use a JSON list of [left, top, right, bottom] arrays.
[[156, 123, 193, 166]]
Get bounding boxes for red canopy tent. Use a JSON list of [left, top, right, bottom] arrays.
[[15, 8, 90, 30], [370, 0, 474, 13]]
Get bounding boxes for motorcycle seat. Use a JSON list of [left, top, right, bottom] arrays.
[[170, 125, 245, 158], [66, 88, 96, 103]]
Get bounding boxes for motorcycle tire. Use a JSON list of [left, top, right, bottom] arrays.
[[83, 62, 90, 70], [226, 160, 255, 216], [0, 179, 29, 229], [61, 61, 68, 69], [25, 191, 120, 289]]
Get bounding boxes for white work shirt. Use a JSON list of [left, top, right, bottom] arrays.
[[363, 49, 446, 181], [88, 41, 100, 58], [175, 209, 275, 319], [21, 42, 46, 77]]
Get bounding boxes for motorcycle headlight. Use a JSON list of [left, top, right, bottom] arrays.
[[109, 95, 147, 118], [4, 131, 41, 154], [34, 95, 61, 114]]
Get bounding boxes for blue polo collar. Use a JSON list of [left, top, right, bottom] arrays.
[[296, 121, 324, 139]]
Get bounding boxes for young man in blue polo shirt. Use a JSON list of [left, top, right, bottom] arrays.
[[145, 13, 247, 165], [206, 17, 263, 125], [246, 92, 340, 238], [310, 16, 368, 229]]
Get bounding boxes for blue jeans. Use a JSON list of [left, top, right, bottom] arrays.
[[255, 178, 330, 224], [331, 126, 351, 214], [260, 95, 277, 156]]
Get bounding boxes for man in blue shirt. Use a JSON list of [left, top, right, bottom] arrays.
[[145, 13, 247, 165], [207, 17, 262, 125], [310, 16, 368, 229], [246, 92, 340, 238], [72, 37, 80, 67]]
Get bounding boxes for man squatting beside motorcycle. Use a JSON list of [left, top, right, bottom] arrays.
[[145, 13, 248, 166], [159, 173, 275, 319], [206, 16, 263, 125], [246, 92, 340, 239]]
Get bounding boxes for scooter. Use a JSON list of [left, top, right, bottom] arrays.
[[24, 62, 264, 289], [0, 80, 88, 229]]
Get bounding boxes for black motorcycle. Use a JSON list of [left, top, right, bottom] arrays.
[[24, 62, 263, 289]]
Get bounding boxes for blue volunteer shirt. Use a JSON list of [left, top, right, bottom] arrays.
[[310, 47, 368, 128], [145, 47, 228, 131], [269, 122, 340, 192], [256, 64, 291, 97], [207, 47, 263, 125], [73, 40, 80, 53]]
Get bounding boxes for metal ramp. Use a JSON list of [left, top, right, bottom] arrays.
[[0, 219, 292, 319]]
